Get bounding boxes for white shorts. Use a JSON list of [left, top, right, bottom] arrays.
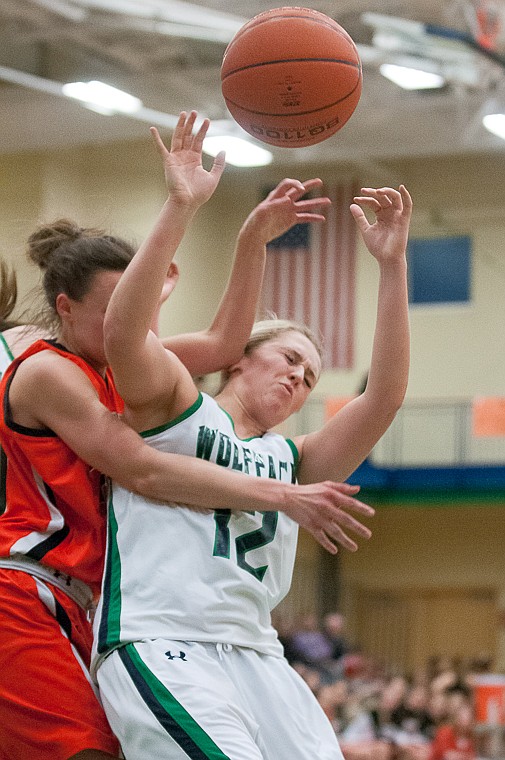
[[97, 639, 345, 760]]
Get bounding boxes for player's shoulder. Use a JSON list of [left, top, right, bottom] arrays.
[[14, 344, 94, 397], [2, 325, 48, 359]]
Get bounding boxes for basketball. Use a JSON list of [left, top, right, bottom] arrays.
[[220, 6, 362, 148]]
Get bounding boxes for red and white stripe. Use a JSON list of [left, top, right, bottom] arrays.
[[261, 182, 358, 370]]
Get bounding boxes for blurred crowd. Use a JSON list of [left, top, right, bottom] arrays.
[[273, 611, 499, 760]]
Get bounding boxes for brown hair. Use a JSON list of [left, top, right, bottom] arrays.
[[25, 219, 135, 332]]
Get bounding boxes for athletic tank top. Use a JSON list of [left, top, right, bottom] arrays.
[[93, 392, 299, 668], [0, 339, 123, 594]]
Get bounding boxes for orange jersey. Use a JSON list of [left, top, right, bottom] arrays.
[[0, 339, 123, 595], [0, 568, 120, 759]]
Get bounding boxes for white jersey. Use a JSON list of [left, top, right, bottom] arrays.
[[92, 392, 299, 673], [0, 333, 14, 379]]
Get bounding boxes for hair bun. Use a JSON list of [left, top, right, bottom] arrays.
[[26, 219, 83, 269]]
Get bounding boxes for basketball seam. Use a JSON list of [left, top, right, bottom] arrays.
[[222, 58, 361, 80], [224, 13, 355, 51], [223, 77, 362, 118]]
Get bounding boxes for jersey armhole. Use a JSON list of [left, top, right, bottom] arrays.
[[286, 438, 300, 481]]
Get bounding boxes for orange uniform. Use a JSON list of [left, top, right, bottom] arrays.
[[0, 339, 123, 759]]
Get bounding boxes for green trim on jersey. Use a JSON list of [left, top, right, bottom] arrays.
[[0, 333, 14, 362], [217, 405, 264, 441], [285, 439, 299, 479], [121, 643, 232, 759], [97, 495, 123, 654], [140, 393, 203, 438]]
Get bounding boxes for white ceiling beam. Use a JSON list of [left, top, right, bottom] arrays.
[[72, 0, 247, 31], [93, 16, 238, 43], [28, 0, 87, 21], [0, 63, 240, 135]]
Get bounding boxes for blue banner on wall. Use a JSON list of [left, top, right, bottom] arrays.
[[408, 235, 471, 304]]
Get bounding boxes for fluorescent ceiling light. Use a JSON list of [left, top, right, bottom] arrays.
[[380, 63, 445, 90], [483, 113, 505, 140], [203, 135, 273, 167], [62, 81, 142, 114]]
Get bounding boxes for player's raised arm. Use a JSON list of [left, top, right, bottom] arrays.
[[104, 111, 225, 405], [295, 184, 412, 485], [164, 177, 331, 376]]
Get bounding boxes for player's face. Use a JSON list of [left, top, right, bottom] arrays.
[[57, 269, 123, 372], [240, 331, 321, 428]]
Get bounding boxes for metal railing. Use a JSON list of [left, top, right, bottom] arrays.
[[294, 397, 505, 469]]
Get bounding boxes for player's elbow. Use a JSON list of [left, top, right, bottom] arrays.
[[211, 331, 247, 368]]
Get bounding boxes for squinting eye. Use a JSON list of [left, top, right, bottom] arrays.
[[285, 353, 295, 364], [304, 378, 312, 389]]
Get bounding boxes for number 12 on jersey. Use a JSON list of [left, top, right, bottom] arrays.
[[213, 509, 278, 582]]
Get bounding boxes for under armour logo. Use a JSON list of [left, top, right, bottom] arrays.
[[165, 650, 187, 661]]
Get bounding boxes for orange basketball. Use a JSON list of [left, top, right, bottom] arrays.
[[221, 6, 362, 148]]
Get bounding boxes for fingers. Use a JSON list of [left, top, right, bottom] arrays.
[[167, 110, 210, 153], [294, 196, 331, 213], [330, 507, 373, 540], [284, 481, 374, 555], [294, 212, 327, 224], [331, 488, 375, 518], [180, 110, 198, 149], [353, 185, 410, 213], [268, 178, 306, 200], [349, 203, 369, 234], [312, 529, 340, 555], [210, 150, 226, 181], [170, 111, 188, 151], [270, 177, 324, 202], [150, 126, 168, 157], [292, 193, 331, 224], [399, 184, 413, 214], [301, 178, 324, 193], [309, 515, 363, 555], [192, 115, 211, 152], [311, 493, 374, 554]]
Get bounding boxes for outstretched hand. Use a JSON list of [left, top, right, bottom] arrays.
[[150, 111, 226, 209], [283, 481, 374, 554], [241, 177, 331, 245], [350, 185, 412, 264]]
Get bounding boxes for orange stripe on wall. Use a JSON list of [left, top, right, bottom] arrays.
[[325, 396, 355, 422], [472, 397, 505, 436]]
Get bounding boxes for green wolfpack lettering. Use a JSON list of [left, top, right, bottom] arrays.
[[196, 426, 292, 481]]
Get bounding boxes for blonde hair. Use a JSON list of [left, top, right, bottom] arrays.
[[0, 259, 19, 331], [245, 318, 323, 360], [219, 318, 324, 391]]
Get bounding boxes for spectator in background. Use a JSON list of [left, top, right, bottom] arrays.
[[319, 678, 394, 760], [391, 682, 434, 740], [322, 611, 350, 662], [271, 612, 299, 665], [429, 699, 476, 760], [288, 612, 335, 667], [369, 675, 410, 747], [290, 660, 324, 697], [426, 690, 451, 740], [428, 656, 461, 695], [463, 652, 493, 691]]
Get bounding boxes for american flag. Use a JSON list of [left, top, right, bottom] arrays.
[[261, 182, 359, 370]]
